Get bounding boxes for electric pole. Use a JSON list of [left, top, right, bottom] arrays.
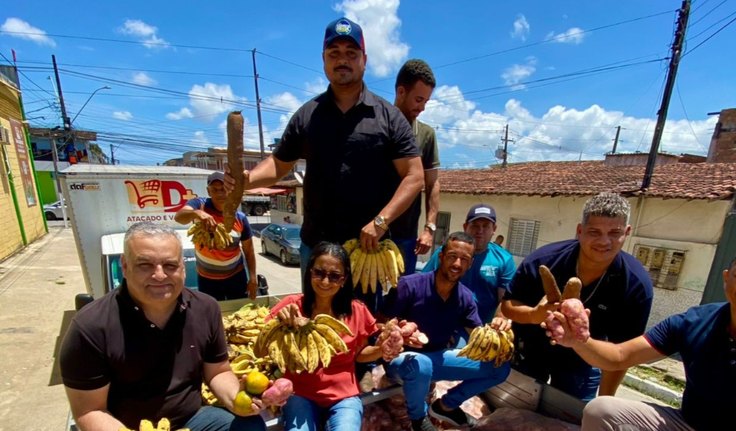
[[252, 49, 266, 160], [51, 54, 70, 226], [641, 0, 690, 190], [612, 125, 621, 154], [110, 144, 116, 165], [501, 124, 513, 168]]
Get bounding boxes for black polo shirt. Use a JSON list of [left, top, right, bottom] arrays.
[[274, 84, 419, 246], [60, 283, 228, 429]]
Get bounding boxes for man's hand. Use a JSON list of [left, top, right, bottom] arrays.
[[276, 304, 307, 328], [360, 221, 386, 253], [541, 310, 588, 348], [196, 209, 217, 230], [531, 295, 560, 324], [223, 165, 250, 194], [247, 278, 258, 300], [414, 230, 433, 255], [489, 316, 514, 332]]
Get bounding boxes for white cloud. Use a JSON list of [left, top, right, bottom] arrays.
[[265, 92, 303, 114], [546, 27, 585, 44], [132, 72, 156, 86], [305, 77, 327, 96], [405, 89, 715, 168], [510, 15, 530, 41], [335, 0, 410, 77], [501, 57, 537, 90], [166, 83, 245, 121], [118, 19, 170, 49], [0, 18, 55, 47], [112, 111, 133, 121], [192, 131, 210, 146], [166, 107, 193, 120]]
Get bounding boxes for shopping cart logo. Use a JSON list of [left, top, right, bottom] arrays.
[[125, 179, 197, 212]]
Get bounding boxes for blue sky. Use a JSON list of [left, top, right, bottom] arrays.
[[2, 0, 734, 167]]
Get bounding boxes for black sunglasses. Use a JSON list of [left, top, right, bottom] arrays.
[[310, 268, 345, 283]]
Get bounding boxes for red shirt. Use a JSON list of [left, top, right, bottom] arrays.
[[269, 295, 378, 407]]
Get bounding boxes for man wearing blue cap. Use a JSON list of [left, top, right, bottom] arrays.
[[422, 204, 516, 325], [227, 17, 423, 311]]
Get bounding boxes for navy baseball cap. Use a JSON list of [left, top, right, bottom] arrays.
[[323, 17, 365, 52], [207, 171, 224, 185], [466, 204, 497, 224]]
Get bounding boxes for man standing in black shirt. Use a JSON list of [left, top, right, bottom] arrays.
[[226, 17, 423, 305]]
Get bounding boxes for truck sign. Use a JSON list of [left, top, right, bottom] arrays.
[[60, 165, 212, 299]]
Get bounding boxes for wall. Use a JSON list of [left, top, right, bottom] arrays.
[[422, 192, 729, 328], [0, 82, 46, 261]]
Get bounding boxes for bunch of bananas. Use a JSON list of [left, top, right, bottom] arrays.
[[187, 222, 232, 250], [457, 325, 515, 366], [224, 303, 269, 345], [343, 238, 405, 294], [119, 418, 188, 431], [254, 314, 353, 374]]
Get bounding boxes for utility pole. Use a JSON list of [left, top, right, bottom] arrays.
[[252, 49, 266, 160], [641, 0, 690, 190], [110, 144, 116, 165], [501, 124, 513, 168], [51, 55, 70, 226], [612, 125, 621, 154]]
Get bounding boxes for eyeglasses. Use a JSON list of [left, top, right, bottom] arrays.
[[310, 268, 345, 283]]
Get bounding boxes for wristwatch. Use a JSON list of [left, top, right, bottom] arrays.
[[424, 223, 437, 233], [374, 215, 388, 231]]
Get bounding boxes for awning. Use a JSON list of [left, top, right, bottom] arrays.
[[245, 187, 288, 196]]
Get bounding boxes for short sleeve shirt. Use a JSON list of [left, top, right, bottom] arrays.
[[186, 197, 252, 280], [423, 243, 516, 323], [391, 120, 440, 239], [269, 295, 379, 407], [273, 85, 419, 246], [506, 239, 653, 374], [383, 272, 482, 351], [59, 284, 227, 429], [644, 302, 736, 430]]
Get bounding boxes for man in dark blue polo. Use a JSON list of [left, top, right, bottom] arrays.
[[383, 232, 511, 431]]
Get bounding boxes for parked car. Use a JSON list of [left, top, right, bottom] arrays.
[[260, 223, 301, 265], [43, 200, 68, 220]]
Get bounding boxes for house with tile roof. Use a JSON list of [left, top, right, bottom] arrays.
[[421, 109, 736, 327]]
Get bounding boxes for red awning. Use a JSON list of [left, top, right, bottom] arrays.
[[245, 187, 288, 196]]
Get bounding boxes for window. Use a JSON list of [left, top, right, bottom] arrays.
[[507, 218, 540, 257]]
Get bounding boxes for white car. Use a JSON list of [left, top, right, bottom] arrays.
[[43, 200, 68, 220]]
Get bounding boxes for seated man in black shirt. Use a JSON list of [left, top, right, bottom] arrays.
[[60, 222, 266, 431]]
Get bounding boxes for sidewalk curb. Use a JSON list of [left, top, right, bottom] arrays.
[[623, 373, 683, 406]]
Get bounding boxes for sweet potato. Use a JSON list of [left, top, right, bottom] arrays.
[[223, 111, 244, 231], [398, 320, 417, 337], [561, 277, 583, 300], [260, 378, 293, 407], [544, 313, 565, 344], [560, 298, 589, 342], [539, 265, 562, 303]]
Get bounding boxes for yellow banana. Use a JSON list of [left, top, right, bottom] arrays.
[[254, 318, 281, 357], [313, 323, 348, 353], [382, 239, 405, 274], [311, 330, 333, 368], [343, 238, 359, 254], [314, 314, 353, 336], [156, 418, 170, 431], [269, 339, 286, 373], [306, 331, 319, 373], [368, 253, 377, 293], [140, 420, 155, 431], [375, 250, 388, 292]]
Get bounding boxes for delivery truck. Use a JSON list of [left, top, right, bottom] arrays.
[[59, 164, 267, 307]]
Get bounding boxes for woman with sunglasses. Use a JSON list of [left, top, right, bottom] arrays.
[[269, 242, 384, 431]]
